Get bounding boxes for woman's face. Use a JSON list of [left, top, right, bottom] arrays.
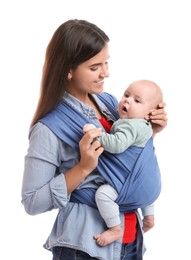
[[67, 44, 110, 102]]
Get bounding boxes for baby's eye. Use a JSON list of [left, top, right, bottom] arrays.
[[135, 99, 140, 103], [124, 94, 129, 98]]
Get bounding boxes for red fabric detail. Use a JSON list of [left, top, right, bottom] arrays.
[[99, 116, 113, 133], [99, 116, 137, 243], [122, 213, 137, 243]]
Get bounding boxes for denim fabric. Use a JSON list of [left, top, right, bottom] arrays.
[[120, 241, 138, 260], [52, 241, 141, 260], [52, 247, 98, 260]]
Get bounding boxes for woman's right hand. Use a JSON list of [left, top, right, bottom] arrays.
[[65, 128, 104, 193], [78, 127, 104, 176]]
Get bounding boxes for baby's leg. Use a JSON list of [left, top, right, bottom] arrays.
[[94, 184, 123, 246]]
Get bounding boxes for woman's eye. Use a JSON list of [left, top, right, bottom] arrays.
[[90, 67, 98, 71]]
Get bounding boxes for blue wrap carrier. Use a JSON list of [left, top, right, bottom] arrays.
[[40, 93, 161, 213]]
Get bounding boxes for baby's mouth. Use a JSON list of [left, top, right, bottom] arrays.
[[123, 105, 127, 112]]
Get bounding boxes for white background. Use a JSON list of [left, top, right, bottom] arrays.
[[0, 0, 190, 259]]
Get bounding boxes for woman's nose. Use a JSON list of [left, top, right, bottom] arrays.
[[100, 64, 109, 78], [101, 72, 109, 78], [100, 71, 109, 78]]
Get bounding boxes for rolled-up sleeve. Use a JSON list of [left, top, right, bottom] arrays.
[[21, 123, 70, 215], [141, 203, 154, 216]]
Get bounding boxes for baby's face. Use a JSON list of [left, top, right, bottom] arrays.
[[118, 81, 160, 119]]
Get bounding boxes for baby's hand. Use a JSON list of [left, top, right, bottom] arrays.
[[83, 124, 96, 133], [142, 215, 154, 233]]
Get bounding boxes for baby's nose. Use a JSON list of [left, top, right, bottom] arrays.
[[125, 98, 131, 104]]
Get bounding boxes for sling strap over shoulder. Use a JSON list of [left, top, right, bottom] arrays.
[[40, 93, 161, 212]]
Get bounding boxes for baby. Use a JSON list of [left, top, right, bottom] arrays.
[[83, 79, 163, 246]]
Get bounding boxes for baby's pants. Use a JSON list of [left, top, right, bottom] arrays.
[[95, 184, 120, 228]]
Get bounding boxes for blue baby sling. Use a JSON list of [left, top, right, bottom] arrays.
[[40, 93, 161, 213]]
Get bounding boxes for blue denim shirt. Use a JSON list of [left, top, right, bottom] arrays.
[[21, 92, 145, 259]]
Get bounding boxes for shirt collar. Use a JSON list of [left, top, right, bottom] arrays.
[[62, 91, 113, 118]]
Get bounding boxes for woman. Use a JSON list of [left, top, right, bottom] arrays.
[[21, 19, 167, 260]]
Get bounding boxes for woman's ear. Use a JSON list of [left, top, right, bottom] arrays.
[[68, 71, 72, 81]]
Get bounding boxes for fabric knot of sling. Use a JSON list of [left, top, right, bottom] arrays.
[[40, 93, 161, 213]]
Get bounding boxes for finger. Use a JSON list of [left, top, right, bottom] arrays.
[[81, 129, 102, 147], [91, 140, 102, 150], [150, 108, 166, 116], [149, 113, 168, 121], [158, 102, 166, 108], [150, 119, 167, 127], [84, 129, 102, 140], [83, 124, 96, 133], [95, 147, 104, 156]]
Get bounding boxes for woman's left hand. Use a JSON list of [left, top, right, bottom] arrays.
[[149, 102, 168, 135]]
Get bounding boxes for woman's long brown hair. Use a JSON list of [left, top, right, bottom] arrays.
[[30, 19, 109, 128]]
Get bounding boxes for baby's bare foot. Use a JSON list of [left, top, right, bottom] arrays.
[[94, 226, 123, 247]]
